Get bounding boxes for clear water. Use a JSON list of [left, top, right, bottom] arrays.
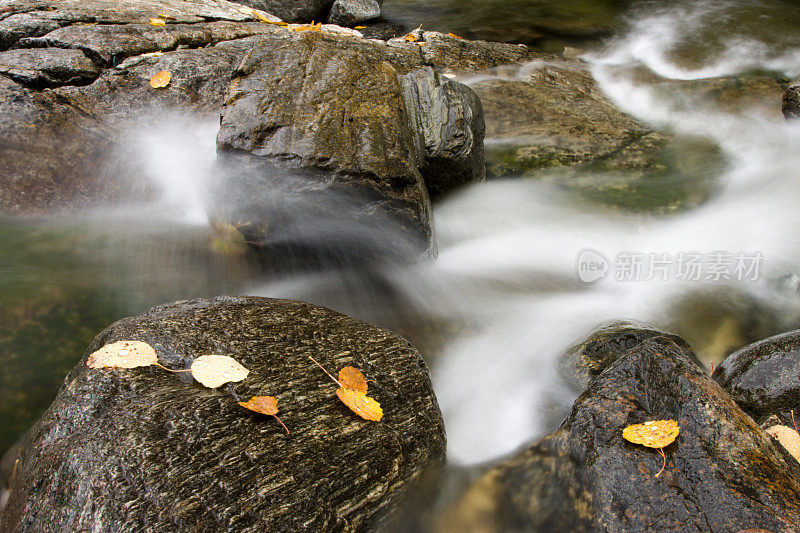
[[3, 0, 800, 473]]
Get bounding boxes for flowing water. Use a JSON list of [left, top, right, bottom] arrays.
[[3, 0, 800, 477]]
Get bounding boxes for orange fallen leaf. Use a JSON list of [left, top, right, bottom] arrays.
[[239, 396, 290, 433], [623, 419, 680, 477], [149, 17, 166, 27], [336, 388, 383, 421], [87, 340, 158, 369], [447, 32, 462, 39], [308, 355, 383, 422], [149, 70, 171, 88], [403, 33, 417, 42], [339, 366, 368, 393]]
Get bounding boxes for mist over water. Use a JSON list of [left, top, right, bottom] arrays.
[[5, 0, 800, 467]]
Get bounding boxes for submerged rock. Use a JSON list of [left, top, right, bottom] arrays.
[[0, 296, 445, 531], [327, 0, 381, 26], [474, 61, 668, 177], [713, 329, 800, 426], [559, 320, 699, 393], [446, 337, 800, 531]]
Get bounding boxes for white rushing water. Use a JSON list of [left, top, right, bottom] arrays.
[[120, 0, 800, 465]]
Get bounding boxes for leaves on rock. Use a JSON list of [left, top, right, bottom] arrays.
[[339, 366, 368, 393], [447, 32, 463, 39], [623, 419, 680, 477], [149, 17, 166, 27], [403, 33, 417, 42], [87, 340, 158, 369], [308, 355, 383, 422], [149, 70, 171, 88], [239, 395, 289, 433], [191, 354, 249, 388], [766, 425, 800, 462]]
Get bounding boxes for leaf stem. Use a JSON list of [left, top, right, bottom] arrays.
[[793, 409, 798, 434], [273, 414, 290, 434], [655, 447, 666, 478], [307, 355, 342, 387], [153, 362, 192, 373]]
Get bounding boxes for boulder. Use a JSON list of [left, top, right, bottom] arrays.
[[232, 0, 332, 23], [445, 337, 800, 532], [559, 320, 699, 393], [0, 296, 446, 531], [782, 81, 800, 120], [327, 0, 381, 27], [473, 60, 669, 177], [713, 329, 800, 426], [401, 67, 486, 198], [216, 32, 487, 256]]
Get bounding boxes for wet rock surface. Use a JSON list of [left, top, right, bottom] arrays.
[[0, 296, 446, 531], [559, 320, 700, 393], [782, 81, 800, 120], [714, 329, 800, 426], [327, 0, 381, 26], [446, 337, 800, 532], [474, 60, 669, 177]]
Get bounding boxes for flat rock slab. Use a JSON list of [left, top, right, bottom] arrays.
[[0, 296, 445, 531], [447, 337, 800, 531]]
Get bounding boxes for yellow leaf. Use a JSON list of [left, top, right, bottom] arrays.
[[237, 6, 256, 15], [354, 26, 366, 30], [149, 70, 171, 88], [403, 33, 417, 42], [190, 354, 249, 388], [336, 388, 383, 421], [339, 366, 368, 393], [239, 395, 279, 415], [87, 340, 158, 369], [149, 17, 166, 27], [157, 13, 176, 20], [447, 32, 462, 39], [622, 419, 680, 448], [239, 395, 289, 433]]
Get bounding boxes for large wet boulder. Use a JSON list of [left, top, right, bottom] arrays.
[[216, 32, 487, 256], [713, 329, 800, 426], [446, 337, 800, 532], [0, 296, 445, 531], [559, 320, 699, 393]]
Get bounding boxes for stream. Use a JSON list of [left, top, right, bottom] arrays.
[[3, 0, 800, 474]]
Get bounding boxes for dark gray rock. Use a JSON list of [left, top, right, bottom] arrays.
[[559, 320, 700, 393], [782, 82, 800, 120], [446, 337, 800, 532], [0, 296, 446, 531], [232, 0, 332, 23], [713, 329, 800, 426], [0, 48, 100, 87], [327, 0, 381, 26], [400, 67, 485, 198], [217, 33, 486, 255]]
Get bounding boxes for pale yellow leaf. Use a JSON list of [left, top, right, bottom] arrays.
[[190, 354, 249, 388], [87, 340, 158, 369]]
